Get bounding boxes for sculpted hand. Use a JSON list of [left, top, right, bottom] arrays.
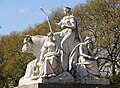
[[61, 25, 67, 29], [55, 23, 59, 25]]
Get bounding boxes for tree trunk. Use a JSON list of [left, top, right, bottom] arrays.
[[112, 62, 116, 75]]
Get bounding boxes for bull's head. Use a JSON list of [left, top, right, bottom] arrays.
[[22, 35, 34, 53]]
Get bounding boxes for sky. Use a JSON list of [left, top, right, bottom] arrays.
[[0, 0, 86, 35]]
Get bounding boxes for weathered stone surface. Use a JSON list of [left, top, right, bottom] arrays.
[[87, 78, 110, 85], [57, 72, 74, 84], [14, 83, 38, 88], [37, 72, 75, 84], [18, 73, 110, 86], [15, 83, 111, 88], [37, 72, 110, 85], [80, 78, 110, 85], [37, 76, 59, 83]]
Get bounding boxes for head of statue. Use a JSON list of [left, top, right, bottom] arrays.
[[64, 6, 72, 15], [84, 36, 93, 44]]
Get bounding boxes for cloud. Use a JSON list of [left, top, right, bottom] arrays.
[[17, 8, 29, 14]]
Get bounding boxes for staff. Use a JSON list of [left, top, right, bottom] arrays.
[[40, 7, 53, 33]]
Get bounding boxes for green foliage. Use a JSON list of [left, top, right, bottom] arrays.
[[0, 32, 35, 87], [110, 73, 120, 88]]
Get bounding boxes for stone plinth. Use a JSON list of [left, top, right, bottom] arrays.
[[75, 78, 110, 85], [18, 72, 110, 86], [15, 83, 111, 88]]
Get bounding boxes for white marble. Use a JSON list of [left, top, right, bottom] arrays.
[[18, 7, 109, 86]]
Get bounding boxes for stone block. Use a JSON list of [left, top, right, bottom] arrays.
[[37, 76, 59, 83], [14, 83, 38, 88], [80, 78, 110, 85], [15, 83, 112, 88]]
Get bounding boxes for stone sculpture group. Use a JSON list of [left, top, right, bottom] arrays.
[[18, 7, 109, 86]]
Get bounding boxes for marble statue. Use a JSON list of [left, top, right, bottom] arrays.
[[56, 6, 82, 71], [69, 37, 100, 78], [18, 6, 110, 87], [39, 32, 62, 77]]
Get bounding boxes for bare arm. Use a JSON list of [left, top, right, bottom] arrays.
[[56, 18, 64, 26]]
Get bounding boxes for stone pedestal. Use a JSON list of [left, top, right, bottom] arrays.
[[16, 77, 110, 88], [15, 83, 111, 88], [18, 72, 110, 86], [75, 78, 110, 85], [15, 83, 38, 88]]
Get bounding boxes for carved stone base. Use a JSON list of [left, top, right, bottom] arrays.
[[37, 76, 59, 83], [34, 72, 74, 84], [18, 72, 110, 86], [15, 83, 111, 88], [75, 78, 110, 85]]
